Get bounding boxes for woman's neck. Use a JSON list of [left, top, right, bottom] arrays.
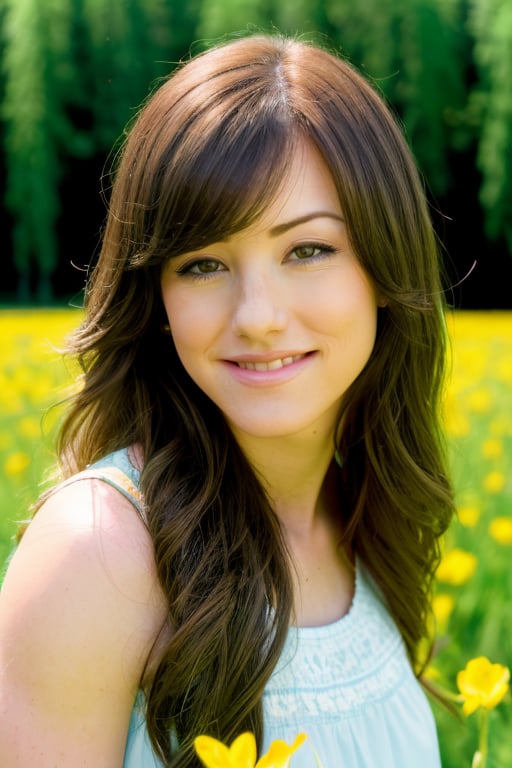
[[232, 428, 338, 532], [231, 427, 354, 627]]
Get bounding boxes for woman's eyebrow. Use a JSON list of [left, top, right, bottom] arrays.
[[269, 212, 345, 237]]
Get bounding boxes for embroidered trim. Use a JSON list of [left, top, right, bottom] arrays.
[[263, 567, 417, 723]]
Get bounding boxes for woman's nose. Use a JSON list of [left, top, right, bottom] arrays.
[[231, 273, 288, 339]]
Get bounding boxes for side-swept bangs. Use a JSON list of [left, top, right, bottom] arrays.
[[109, 41, 304, 269]]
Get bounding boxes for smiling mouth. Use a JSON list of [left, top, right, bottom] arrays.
[[235, 354, 306, 371]]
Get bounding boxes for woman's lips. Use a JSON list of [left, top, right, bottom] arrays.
[[221, 352, 315, 385]]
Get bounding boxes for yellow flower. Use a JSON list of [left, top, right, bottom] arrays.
[[436, 548, 477, 585], [194, 732, 256, 768], [488, 517, 512, 545], [423, 664, 441, 682], [4, 450, 31, 475], [442, 398, 470, 437], [194, 732, 307, 768], [457, 657, 510, 716], [466, 388, 492, 413], [257, 735, 307, 768], [481, 438, 503, 459], [432, 594, 455, 632], [18, 415, 42, 439], [496, 357, 512, 383], [458, 506, 480, 527], [483, 471, 506, 494]]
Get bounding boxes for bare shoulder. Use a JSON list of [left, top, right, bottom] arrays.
[[6, 476, 166, 622], [0, 477, 167, 767]]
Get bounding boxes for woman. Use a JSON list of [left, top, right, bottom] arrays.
[[0, 33, 455, 767]]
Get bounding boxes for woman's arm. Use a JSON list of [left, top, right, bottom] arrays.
[[0, 478, 167, 767]]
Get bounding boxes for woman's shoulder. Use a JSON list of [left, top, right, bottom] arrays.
[[5, 448, 165, 629], [2, 444, 167, 668], [23, 446, 156, 602], [0, 449, 167, 766]]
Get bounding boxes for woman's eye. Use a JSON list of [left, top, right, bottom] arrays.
[[192, 259, 221, 273], [289, 244, 337, 262], [178, 259, 223, 276], [293, 245, 321, 260]]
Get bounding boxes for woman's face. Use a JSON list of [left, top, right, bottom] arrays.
[[161, 141, 379, 447]]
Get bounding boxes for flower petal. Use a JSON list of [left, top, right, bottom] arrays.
[[194, 735, 233, 768], [230, 732, 258, 768], [457, 657, 510, 714], [483, 681, 510, 710], [462, 696, 481, 716], [256, 734, 307, 768]]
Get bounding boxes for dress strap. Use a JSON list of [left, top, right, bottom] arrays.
[[56, 448, 146, 522], [63, 467, 146, 521]]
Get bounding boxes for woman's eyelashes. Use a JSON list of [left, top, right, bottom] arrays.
[[176, 258, 225, 278], [174, 242, 340, 280], [287, 243, 339, 263]]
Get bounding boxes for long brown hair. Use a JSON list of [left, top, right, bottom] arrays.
[[56, 34, 454, 765]]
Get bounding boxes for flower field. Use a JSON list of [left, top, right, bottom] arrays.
[[0, 308, 511, 766], [0, 308, 83, 569], [433, 312, 512, 767]]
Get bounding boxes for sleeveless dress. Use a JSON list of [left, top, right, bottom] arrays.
[[85, 449, 441, 768]]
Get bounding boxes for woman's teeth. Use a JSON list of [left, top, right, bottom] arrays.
[[237, 354, 304, 371]]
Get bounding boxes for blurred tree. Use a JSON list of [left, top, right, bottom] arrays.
[[468, 0, 512, 251], [83, 0, 173, 147], [196, 0, 271, 43], [1, 0, 187, 302], [397, 0, 471, 194], [1, 0, 511, 304], [270, 0, 339, 45], [196, 0, 338, 41], [323, 0, 470, 196], [3, 0, 62, 302]]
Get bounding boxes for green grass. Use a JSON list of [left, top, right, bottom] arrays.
[[1, 308, 511, 766]]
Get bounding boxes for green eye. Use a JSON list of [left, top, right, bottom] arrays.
[[192, 259, 221, 273], [175, 257, 225, 280], [294, 245, 320, 260]]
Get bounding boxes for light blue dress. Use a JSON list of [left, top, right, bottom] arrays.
[[87, 449, 441, 768]]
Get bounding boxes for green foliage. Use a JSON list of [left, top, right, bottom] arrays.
[[322, 0, 470, 195], [0, 0, 187, 301], [81, 0, 175, 146], [197, 0, 271, 43], [2, 0, 61, 301], [397, 0, 470, 194], [2, 0, 512, 296], [468, 0, 512, 250]]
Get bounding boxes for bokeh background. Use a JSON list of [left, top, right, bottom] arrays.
[[1, 1, 511, 766], [1, 0, 512, 307]]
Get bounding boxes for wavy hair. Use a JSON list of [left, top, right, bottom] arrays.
[[56, 34, 455, 765]]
